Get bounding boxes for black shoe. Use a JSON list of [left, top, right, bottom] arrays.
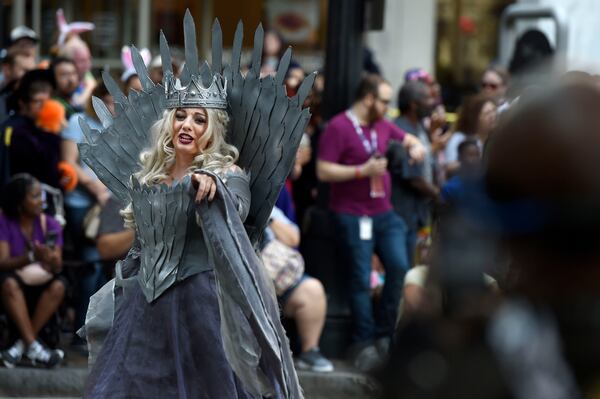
[[349, 344, 385, 372]]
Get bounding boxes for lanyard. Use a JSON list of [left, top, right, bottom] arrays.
[[346, 110, 378, 156]]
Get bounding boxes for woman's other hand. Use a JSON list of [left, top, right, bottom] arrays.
[[32, 242, 54, 271], [191, 172, 217, 203]]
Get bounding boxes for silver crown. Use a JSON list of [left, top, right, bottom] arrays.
[[160, 10, 228, 110], [164, 70, 227, 109]]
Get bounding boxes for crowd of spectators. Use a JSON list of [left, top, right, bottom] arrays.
[[2, 12, 595, 399], [0, 15, 503, 372]]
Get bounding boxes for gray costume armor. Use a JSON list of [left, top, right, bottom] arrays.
[[129, 172, 250, 302], [80, 10, 312, 399]]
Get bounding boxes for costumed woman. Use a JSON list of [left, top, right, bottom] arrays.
[[80, 10, 313, 399]]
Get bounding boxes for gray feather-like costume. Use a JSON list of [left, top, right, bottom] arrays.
[[80, 10, 312, 398]]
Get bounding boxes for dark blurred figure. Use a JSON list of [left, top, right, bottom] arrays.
[[0, 52, 36, 122], [508, 30, 555, 96], [292, 72, 325, 226], [363, 48, 381, 75], [440, 139, 482, 206], [509, 30, 554, 76], [382, 79, 600, 399], [388, 80, 439, 265], [0, 70, 62, 189]]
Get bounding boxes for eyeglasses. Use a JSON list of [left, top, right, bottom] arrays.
[[481, 81, 500, 90], [377, 97, 391, 105]]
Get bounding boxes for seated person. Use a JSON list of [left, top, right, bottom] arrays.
[[261, 206, 334, 373], [96, 196, 134, 268], [0, 173, 65, 368]]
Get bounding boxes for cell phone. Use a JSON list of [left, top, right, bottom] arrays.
[[46, 231, 58, 248], [440, 122, 451, 134]]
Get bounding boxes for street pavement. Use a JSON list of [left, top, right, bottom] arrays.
[[0, 350, 380, 398]]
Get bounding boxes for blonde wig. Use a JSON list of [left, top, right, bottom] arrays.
[[122, 108, 239, 227]]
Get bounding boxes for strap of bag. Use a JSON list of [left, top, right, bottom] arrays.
[[40, 213, 47, 237]]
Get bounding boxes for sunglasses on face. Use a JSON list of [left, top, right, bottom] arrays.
[[481, 81, 500, 90]]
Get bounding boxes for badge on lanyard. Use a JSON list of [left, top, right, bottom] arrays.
[[359, 216, 373, 240]]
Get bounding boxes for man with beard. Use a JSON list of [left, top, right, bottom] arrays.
[[50, 57, 81, 119], [387, 80, 440, 266], [317, 74, 425, 370]]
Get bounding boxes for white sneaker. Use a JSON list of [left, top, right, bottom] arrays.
[[24, 340, 63, 368], [1, 339, 24, 368]]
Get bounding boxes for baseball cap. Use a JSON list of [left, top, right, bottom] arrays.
[[404, 68, 432, 85], [10, 26, 39, 45]]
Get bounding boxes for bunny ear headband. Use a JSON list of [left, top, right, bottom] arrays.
[[121, 46, 152, 82], [56, 8, 95, 47]]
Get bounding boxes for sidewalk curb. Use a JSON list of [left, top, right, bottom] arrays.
[[0, 363, 381, 398]]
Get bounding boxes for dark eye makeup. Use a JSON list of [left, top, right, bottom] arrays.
[[176, 110, 207, 122]]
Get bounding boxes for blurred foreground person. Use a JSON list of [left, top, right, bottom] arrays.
[[382, 81, 600, 398]]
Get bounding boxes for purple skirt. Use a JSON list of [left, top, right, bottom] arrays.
[[84, 270, 259, 398]]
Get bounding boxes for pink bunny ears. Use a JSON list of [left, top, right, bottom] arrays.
[[121, 46, 152, 82], [56, 8, 95, 47]]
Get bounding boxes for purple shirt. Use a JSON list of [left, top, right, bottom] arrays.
[[318, 112, 406, 216], [0, 214, 63, 258]]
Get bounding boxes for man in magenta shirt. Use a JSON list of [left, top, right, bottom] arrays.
[[317, 74, 424, 364]]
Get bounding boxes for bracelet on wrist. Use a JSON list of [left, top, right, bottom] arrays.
[[355, 166, 362, 179]]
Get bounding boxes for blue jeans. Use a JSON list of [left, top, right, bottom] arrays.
[[334, 211, 409, 343], [406, 228, 418, 267]]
